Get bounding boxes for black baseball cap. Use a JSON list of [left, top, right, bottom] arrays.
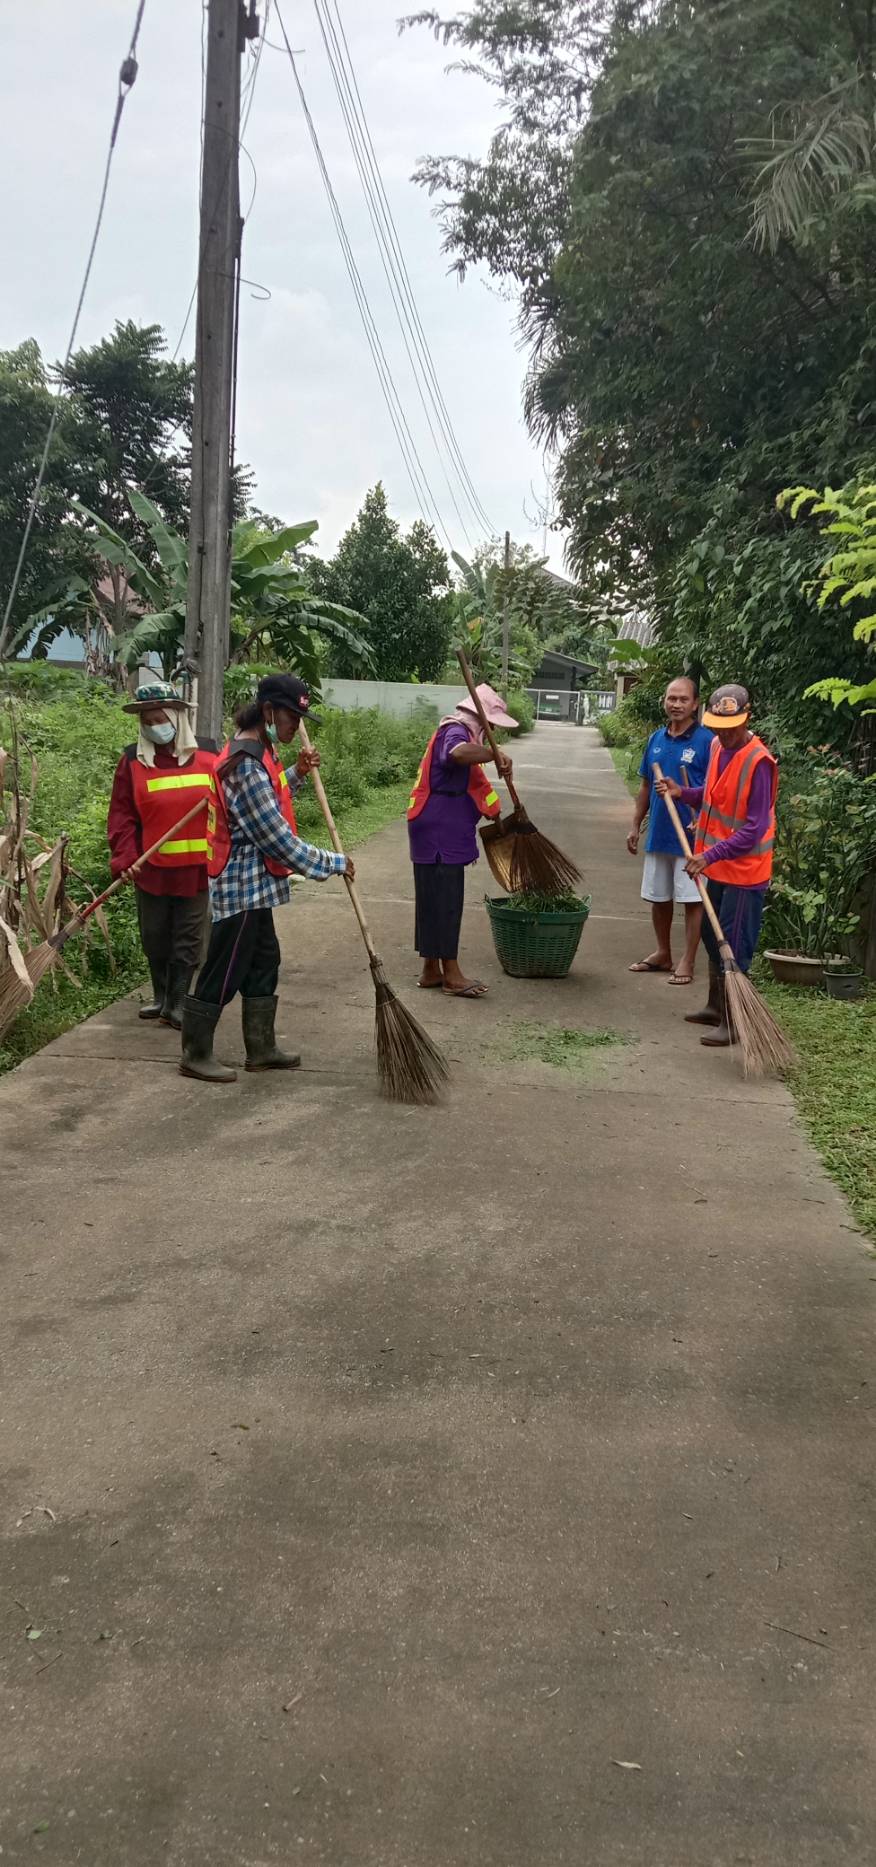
[[255, 673, 322, 724], [702, 683, 751, 729]]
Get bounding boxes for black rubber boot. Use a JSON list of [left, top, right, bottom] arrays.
[[685, 963, 723, 1027], [242, 996, 301, 1072], [700, 984, 733, 1049], [179, 997, 237, 1083], [160, 963, 195, 1032], [138, 963, 167, 1021]]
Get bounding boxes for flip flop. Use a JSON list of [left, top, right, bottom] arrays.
[[442, 981, 488, 998], [668, 971, 693, 986], [417, 978, 445, 989], [628, 959, 673, 974]]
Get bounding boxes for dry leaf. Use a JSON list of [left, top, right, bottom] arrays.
[[0, 913, 33, 992], [611, 1760, 642, 1772]]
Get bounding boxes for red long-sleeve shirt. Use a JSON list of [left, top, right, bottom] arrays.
[[107, 746, 209, 897]]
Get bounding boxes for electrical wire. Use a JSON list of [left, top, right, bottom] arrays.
[[316, 0, 496, 540], [273, 3, 452, 546], [311, 0, 475, 550], [0, 0, 148, 657]]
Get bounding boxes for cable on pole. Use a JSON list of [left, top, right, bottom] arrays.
[[316, 0, 497, 540], [274, 2, 453, 547], [0, 0, 149, 658]]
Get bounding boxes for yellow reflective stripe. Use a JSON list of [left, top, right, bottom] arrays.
[[483, 790, 499, 807], [278, 768, 289, 789], [159, 838, 209, 855], [145, 773, 213, 793]]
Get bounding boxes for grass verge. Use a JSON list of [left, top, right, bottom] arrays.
[[0, 781, 410, 1077], [607, 743, 640, 797], [756, 973, 876, 1243]]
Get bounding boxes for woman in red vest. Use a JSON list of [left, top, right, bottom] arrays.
[[407, 683, 516, 998], [107, 680, 216, 1029], [658, 683, 778, 1047]]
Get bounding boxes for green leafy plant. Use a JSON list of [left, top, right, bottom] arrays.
[[763, 756, 876, 957], [505, 887, 590, 914], [778, 482, 876, 714], [52, 491, 372, 685]]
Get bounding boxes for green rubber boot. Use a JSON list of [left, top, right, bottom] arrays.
[[685, 964, 723, 1028], [160, 963, 195, 1032], [242, 996, 301, 1072], [138, 962, 167, 1021], [179, 997, 237, 1083]]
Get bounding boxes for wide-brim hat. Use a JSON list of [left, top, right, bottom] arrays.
[[702, 682, 751, 730], [458, 682, 519, 731], [123, 679, 189, 714]]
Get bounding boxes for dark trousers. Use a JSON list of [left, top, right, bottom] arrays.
[[413, 859, 466, 960], [193, 908, 281, 1008], [136, 889, 208, 973], [700, 879, 766, 975]]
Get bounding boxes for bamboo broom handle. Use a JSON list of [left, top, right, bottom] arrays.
[[652, 761, 728, 951], [53, 793, 213, 948], [297, 724, 380, 966], [455, 649, 522, 809]]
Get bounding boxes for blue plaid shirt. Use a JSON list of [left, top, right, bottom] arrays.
[[209, 758, 346, 922]]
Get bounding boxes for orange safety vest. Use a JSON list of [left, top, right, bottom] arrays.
[[207, 738, 298, 880], [407, 729, 502, 823], [129, 747, 216, 867], [694, 735, 777, 885]]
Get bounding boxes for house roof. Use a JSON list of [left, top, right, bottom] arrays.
[[615, 611, 655, 649], [536, 649, 597, 674]]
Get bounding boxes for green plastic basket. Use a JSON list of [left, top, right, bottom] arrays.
[[485, 895, 592, 979]]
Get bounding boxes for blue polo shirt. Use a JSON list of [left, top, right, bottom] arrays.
[[640, 721, 713, 855]]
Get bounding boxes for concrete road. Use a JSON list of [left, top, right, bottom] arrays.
[[1, 725, 873, 1865]]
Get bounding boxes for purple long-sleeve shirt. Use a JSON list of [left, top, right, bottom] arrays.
[[685, 748, 773, 872], [407, 722, 484, 866]]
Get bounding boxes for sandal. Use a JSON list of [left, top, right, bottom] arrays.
[[628, 958, 673, 974], [442, 980, 488, 998], [668, 971, 693, 986]]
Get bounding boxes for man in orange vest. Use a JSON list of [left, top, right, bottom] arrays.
[[657, 683, 777, 1047], [107, 680, 216, 1030]]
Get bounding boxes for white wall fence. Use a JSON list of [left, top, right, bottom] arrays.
[[322, 679, 467, 719]]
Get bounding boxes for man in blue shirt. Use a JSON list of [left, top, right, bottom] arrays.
[[626, 676, 713, 985]]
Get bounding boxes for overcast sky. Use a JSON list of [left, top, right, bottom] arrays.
[[1, 0, 563, 571]]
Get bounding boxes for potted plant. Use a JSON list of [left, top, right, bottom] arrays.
[[822, 956, 867, 1001], [763, 760, 876, 987], [485, 888, 592, 979]]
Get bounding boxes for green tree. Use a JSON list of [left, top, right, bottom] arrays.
[[450, 540, 585, 684], [311, 484, 453, 680], [0, 342, 85, 660]]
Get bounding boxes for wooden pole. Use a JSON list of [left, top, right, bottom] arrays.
[[500, 528, 511, 691], [183, 0, 246, 746]]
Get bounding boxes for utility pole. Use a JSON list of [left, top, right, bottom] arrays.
[[500, 528, 511, 692], [184, 0, 256, 745]]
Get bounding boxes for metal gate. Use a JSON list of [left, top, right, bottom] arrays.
[[526, 688, 616, 724]]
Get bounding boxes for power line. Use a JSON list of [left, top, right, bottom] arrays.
[[273, 2, 453, 547], [0, 0, 149, 658], [311, 0, 475, 550], [316, 0, 497, 540]]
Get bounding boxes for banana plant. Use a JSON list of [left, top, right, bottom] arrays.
[[32, 489, 373, 687]]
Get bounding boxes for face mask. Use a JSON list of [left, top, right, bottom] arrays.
[[143, 721, 176, 747], [265, 720, 279, 746]]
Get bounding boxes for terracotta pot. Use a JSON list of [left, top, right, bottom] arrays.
[[763, 951, 824, 988]]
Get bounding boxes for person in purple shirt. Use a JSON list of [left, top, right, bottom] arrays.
[[407, 684, 516, 998]]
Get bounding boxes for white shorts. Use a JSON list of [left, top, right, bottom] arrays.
[[641, 852, 701, 906]]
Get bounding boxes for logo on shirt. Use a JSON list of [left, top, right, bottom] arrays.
[[681, 748, 696, 764]]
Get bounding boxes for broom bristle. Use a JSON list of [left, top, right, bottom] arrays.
[[480, 809, 582, 895], [724, 967, 796, 1079], [0, 937, 59, 1042], [372, 960, 450, 1104]]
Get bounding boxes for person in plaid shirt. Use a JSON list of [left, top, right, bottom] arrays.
[[180, 674, 354, 1084]]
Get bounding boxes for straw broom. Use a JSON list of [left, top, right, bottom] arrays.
[[653, 761, 795, 1078], [456, 649, 582, 895], [298, 724, 449, 1104], [0, 794, 211, 1043]]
